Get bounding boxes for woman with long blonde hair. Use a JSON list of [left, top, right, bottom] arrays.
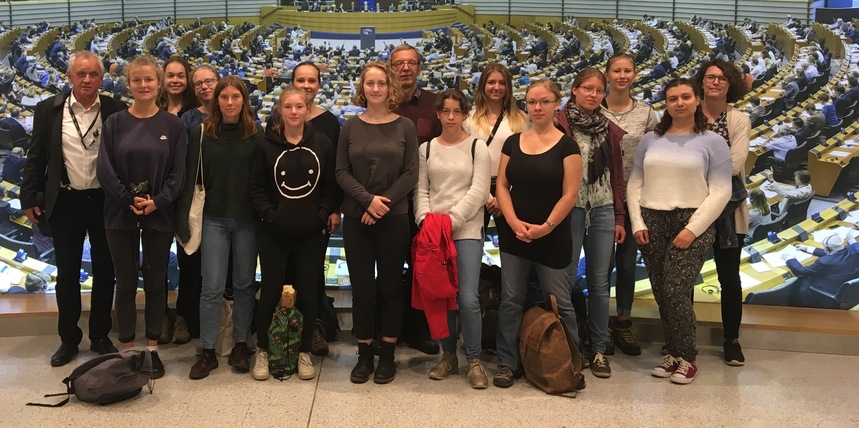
[[464, 63, 529, 225]]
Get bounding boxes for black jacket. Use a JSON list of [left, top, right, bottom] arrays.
[[250, 123, 342, 237], [20, 92, 127, 224]]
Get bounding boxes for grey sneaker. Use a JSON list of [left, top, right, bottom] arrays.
[[612, 319, 641, 356], [590, 353, 612, 378], [493, 365, 514, 388]]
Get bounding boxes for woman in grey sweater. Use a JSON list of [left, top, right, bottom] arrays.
[[336, 62, 418, 385], [414, 89, 490, 389]]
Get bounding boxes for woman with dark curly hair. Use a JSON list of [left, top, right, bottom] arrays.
[[627, 78, 731, 384], [692, 59, 751, 367]]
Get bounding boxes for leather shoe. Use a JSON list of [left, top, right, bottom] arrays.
[[189, 349, 219, 380], [51, 342, 79, 367], [89, 338, 118, 355], [228, 343, 251, 373]]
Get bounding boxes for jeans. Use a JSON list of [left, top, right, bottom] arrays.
[[567, 205, 615, 354], [496, 251, 579, 370], [613, 203, 638, 317], [440, 239, 483, 362], [199, 217, 258, 350]]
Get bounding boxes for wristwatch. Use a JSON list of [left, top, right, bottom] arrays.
[[546, 220, 556, 229]]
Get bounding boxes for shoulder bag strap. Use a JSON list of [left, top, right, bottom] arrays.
[[197, 124, 205, 189], [485, 111, 505, 147]]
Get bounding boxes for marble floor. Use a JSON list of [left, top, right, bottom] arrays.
[[1, 334, 856, 428]]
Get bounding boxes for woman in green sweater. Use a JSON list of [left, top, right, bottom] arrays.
[[177, 76, 264, 380]]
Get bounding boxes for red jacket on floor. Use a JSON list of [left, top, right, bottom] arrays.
[[411, 213, 458, 340]]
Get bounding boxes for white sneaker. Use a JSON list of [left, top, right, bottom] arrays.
[[298, 352, 315, 380], [253, 350, 269, 381]]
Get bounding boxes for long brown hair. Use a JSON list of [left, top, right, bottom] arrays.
[[472, 63, 528, 135], [654, 78, 709, 136], [749, 188, 770, 216], [203, 75, 257, 140], [157, 57, 199, 112]]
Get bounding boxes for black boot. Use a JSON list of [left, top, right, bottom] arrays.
[[350, 342, 375, 384], [374, 341, 396, 384]]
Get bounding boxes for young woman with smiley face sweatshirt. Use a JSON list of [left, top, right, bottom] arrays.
[[249, 107, 342, 380]]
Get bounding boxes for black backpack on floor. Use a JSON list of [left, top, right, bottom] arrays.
[[27, 349, 154, 407], [318, 294, 341, 342]]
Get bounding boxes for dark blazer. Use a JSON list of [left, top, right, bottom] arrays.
[[20, 92, 127, 223]]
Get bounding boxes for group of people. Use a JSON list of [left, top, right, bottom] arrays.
[[23, 44, 759, 389]]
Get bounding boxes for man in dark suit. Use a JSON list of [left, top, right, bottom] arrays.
[[0, 107, 29, 147], [21, 51, 127, 367], [2, 146, 27, 184], [786, 232, 859, 308], [0, 187, 24, 237]]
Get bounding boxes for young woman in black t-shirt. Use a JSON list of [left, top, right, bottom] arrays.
[[492, 80, 583, 388]]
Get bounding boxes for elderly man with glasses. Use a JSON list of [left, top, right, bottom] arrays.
[[386, 43, 442, 355]]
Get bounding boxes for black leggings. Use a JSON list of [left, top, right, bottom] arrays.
[[713, 234, 745, 341], [345, 214, 410, 340], [106, 229, 173, 343], [256, 230, 327, 353]]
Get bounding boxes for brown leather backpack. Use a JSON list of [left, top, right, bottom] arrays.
[[518, 294, 585, 397]]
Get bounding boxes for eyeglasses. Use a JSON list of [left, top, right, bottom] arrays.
[[392, 60, 419, 69], [525, 99, 558, 107], [704, 75, 729, 84], [193, 78, 218, 88], [439, 108, 464, 116], [576, 86, 605, 96]]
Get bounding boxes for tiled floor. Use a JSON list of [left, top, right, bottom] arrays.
[[1, 334, 857, 427]]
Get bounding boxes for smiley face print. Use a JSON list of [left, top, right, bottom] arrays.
[[274, 146, 321, 199]]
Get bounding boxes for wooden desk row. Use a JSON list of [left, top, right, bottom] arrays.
[[631, 197, 859, 303]]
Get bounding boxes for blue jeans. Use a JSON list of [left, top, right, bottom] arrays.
[[199, 216, 258, 350], [496, 251, 580, 369], [568, 205, 615, 354], [440, 239, 483, 361]]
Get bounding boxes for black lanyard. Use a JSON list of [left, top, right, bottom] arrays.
[[67, 98, 101, 150]]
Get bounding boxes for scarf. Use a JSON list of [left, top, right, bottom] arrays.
[[566, 102, 610, 185]]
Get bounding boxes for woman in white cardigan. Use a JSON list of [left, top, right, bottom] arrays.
[[694, 59, 751, 367], [414, 89, 490, 389]]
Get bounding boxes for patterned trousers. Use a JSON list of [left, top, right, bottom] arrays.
[[639, 208, 715, 361]]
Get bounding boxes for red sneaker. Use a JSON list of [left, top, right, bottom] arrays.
[[670, 358, 698, 384], [651, 354, 679, 378]]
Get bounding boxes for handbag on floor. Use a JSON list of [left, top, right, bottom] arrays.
[[518, 294, 585, 397], [26, 349, 154, 407]]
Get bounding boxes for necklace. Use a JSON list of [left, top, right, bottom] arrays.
[[603, 99, 635, 124]]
